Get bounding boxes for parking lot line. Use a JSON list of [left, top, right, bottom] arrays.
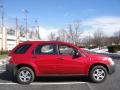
[[87, 83, 94, 90], [0, 82, 86, 85], [0, 70, 6, 72], [0, 83, 17, 85], [30, 82, 86, 85]]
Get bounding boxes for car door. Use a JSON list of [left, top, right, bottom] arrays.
[[32, 43, 58, 74], [56, 44, 88, 74]]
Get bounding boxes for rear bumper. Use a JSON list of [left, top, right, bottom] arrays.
[[107, 64, 115, 75], [6, 64, 17, 75]]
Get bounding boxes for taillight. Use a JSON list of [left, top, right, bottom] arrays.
[[8, 50, 12, 56], [6, 56, 12, 64]]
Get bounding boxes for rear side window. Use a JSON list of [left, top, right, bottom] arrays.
[[34, 44, 56, 54], [14, 44, 31, 54]]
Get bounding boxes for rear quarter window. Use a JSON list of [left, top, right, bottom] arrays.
[[14, 44, 31, 54]]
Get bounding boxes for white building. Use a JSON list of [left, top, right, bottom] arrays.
[[0, 27, 40, 51]]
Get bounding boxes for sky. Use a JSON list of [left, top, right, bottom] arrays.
[[1, 0, 120, 39]]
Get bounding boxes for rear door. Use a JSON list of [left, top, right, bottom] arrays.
[[32, 43, 59, 74]]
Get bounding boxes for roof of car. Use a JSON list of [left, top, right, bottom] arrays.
[[20, 41, 74, 45], [17, 41, 81, 50]]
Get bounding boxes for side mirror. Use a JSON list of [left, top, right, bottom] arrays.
[[76, 52, 80, 56], [72, 50, 81, 57]]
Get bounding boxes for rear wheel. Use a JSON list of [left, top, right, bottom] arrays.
[[89, 65, 107, 83], [16, 67, 35, 84]]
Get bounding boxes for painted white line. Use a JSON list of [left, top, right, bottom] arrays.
[[30, 82, 86, 85], [87, 83, 94, 90], [0, 83, 17, 85], [0, 82, 86, 85], [0, 70, 6, 72]]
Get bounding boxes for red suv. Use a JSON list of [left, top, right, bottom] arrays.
[[6, 41, 115, 84]]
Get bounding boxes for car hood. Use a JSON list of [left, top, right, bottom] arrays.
[[88, 53, 109, 60]]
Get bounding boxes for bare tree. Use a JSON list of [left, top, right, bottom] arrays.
[[48, 32, 56, 41], [57, 29, 68, 42], [112, 30, 120, 45], [81, 36, 93, 47], [47, 21, 82, 45], [67, 21, 82, 45], [93, 29, 105, 48], [67, 24, 74, 43], [74, 22, 82, 44]]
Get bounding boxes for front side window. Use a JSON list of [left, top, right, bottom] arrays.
[[58, 44, 76, 56], [34, 44, 56, 54]]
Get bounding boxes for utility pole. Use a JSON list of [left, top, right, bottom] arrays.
[[88, 32, 90, 47], [16, 17, 18, 31], [23, 9, 28, 40], [34, 20, 37, 39], [35, 19, 40, 39], [16, 16, 19, 44]]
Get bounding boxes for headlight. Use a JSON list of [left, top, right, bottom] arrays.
[[108, 58, 114, 65]]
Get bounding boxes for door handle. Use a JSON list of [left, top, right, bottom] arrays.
[[57, 58, 64, 60], [32, 56, 37, 59]]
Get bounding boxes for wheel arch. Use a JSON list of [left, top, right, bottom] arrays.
[[89, 63, 109, 75], [16, 64, 37, 76]]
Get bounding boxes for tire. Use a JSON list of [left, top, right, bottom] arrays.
[[89, 65, 107, 83], [16, 67, 35, 85]]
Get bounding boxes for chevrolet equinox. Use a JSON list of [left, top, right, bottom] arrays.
[[6, 41, 115, 84]]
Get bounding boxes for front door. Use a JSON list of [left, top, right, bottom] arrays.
[[56, 44, 88, 74]]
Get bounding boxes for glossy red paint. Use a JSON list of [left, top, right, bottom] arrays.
[[8, 41, 112, 76]]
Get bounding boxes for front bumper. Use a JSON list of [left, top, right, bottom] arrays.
[[107, 64, 115, 75], [6, 64, 17, 75]]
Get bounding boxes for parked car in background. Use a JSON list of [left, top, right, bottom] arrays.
[[6, 41, 115, 84]]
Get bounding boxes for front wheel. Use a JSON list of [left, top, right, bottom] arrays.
[[89, 65, 107, 83], [16, 67, 35, 84]]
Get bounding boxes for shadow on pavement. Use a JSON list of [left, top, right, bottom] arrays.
[[35, 76, 90, 82], [0, 71, 90, 83], [0, 71, 16, 82]]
